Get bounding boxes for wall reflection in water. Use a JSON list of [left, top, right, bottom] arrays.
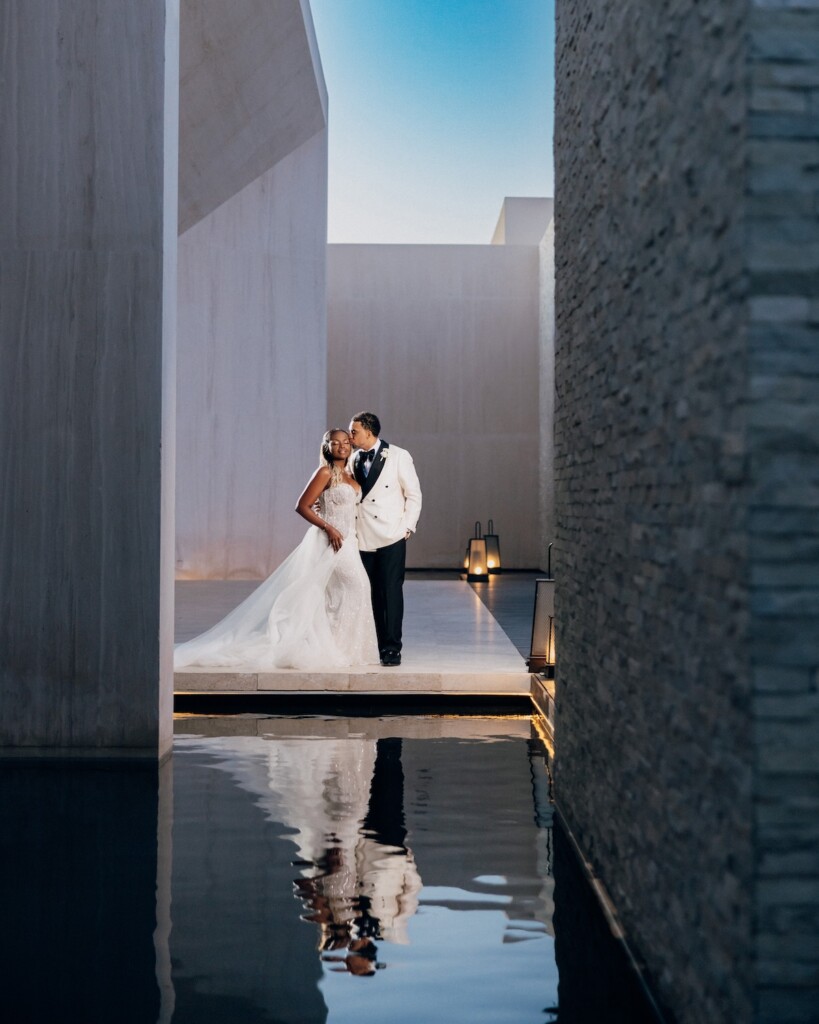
[[1, 760, 172, 1024], [552, 820, 662, 1023]]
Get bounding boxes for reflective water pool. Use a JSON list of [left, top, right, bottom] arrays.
[[171, 716, 555, 1024], [3, 714, 660, 1023]]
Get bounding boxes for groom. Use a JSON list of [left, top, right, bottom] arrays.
[[349, 412, 422, 667]]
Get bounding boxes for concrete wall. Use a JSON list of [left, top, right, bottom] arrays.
[[554, 1, 819, 1021], [175, 0, 329, 579], [0, 0, 178, 757], [178, 0, 327, 234], [327, 244, 542, 569], [176, 130, 328, 578], [492, 197, 555, 246]]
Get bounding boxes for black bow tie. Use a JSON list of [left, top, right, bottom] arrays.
[[361, 449, 376, 463]]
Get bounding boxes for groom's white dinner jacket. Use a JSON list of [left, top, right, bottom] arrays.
[[351, 441, 422, 552]]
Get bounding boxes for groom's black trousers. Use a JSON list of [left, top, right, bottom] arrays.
[[360, 538, 406, 654]]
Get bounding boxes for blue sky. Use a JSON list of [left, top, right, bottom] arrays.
[[309, 0, 555, 244]]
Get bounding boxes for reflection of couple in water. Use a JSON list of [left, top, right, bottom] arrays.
[[294, 855, 381, 976], [286, 737, 421, 976]]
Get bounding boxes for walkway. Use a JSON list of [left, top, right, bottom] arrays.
[[174, 572, 540, 696]]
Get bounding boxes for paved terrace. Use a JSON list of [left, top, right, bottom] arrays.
[[175, 572, 541, 696]]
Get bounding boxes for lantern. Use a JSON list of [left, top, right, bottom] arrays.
[[466, 521, 489, 582], [484, 518, 501, 574], [528, 544, 555, 676]]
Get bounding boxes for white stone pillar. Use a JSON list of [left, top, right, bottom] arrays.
[[0, 0, 179, 759]]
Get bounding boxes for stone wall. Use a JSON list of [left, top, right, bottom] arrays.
[[539, 218, 556, 568], [554, 1, 753, 1020], [747, 2, 819, 1018], [555, 0, 819, 1019]]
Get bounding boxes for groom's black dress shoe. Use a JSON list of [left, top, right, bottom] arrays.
[[380, 651, 401, 666]]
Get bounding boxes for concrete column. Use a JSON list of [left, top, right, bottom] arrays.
[[0, 0, 178, 758]]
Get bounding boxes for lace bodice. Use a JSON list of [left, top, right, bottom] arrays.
[[320, 482, 360, 537]]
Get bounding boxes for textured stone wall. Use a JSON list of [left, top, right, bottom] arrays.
[[747, 2, 819, 1018], [553, 1, 753, 1020], [539, 218, 556, 568], [555, 0, 819, 1019]]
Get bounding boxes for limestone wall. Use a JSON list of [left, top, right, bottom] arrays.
[[178, 0, 327, 233], [0, 0, 178, 756], [175, 0, 329, 580], [176, 130, 328, 579], [492, 197, 555, 246], [554, 1, 753, 1020], [327, 243, 542, 569]]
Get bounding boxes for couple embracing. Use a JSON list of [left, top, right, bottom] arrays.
[[175, 412, 422, 672]]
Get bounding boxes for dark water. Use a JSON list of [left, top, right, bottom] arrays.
[[1, 715, 660, 1024]]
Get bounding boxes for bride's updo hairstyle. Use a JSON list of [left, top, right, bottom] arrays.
[[320, 428, 349, 485]]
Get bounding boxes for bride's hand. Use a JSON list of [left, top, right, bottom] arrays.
[[324, 524, 344, 552]]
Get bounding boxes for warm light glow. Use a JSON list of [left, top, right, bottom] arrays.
[[484, 528, 501, 574], [466, 536, 489, 580], [528, 577, 555, 672]]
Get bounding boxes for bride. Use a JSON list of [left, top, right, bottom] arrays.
[[174, 429, 379, 670]]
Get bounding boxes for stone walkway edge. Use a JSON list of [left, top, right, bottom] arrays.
[[174, 579, 532, 696]]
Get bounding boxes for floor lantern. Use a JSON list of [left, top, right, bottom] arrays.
[[484, 519, 501, 574], [527, 544, 555, 676], [466, 521, 489, 582]]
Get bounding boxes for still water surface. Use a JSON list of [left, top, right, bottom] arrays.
[[4, 714, 658, 1023], [170, 715, 555, 1024]]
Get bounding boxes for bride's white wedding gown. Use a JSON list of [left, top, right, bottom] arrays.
[[174, 482, 379, 670]]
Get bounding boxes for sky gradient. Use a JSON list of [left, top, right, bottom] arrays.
[[309, 0, 555, 244]]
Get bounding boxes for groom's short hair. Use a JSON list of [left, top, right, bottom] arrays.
[[353, 411, 380, 437]]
